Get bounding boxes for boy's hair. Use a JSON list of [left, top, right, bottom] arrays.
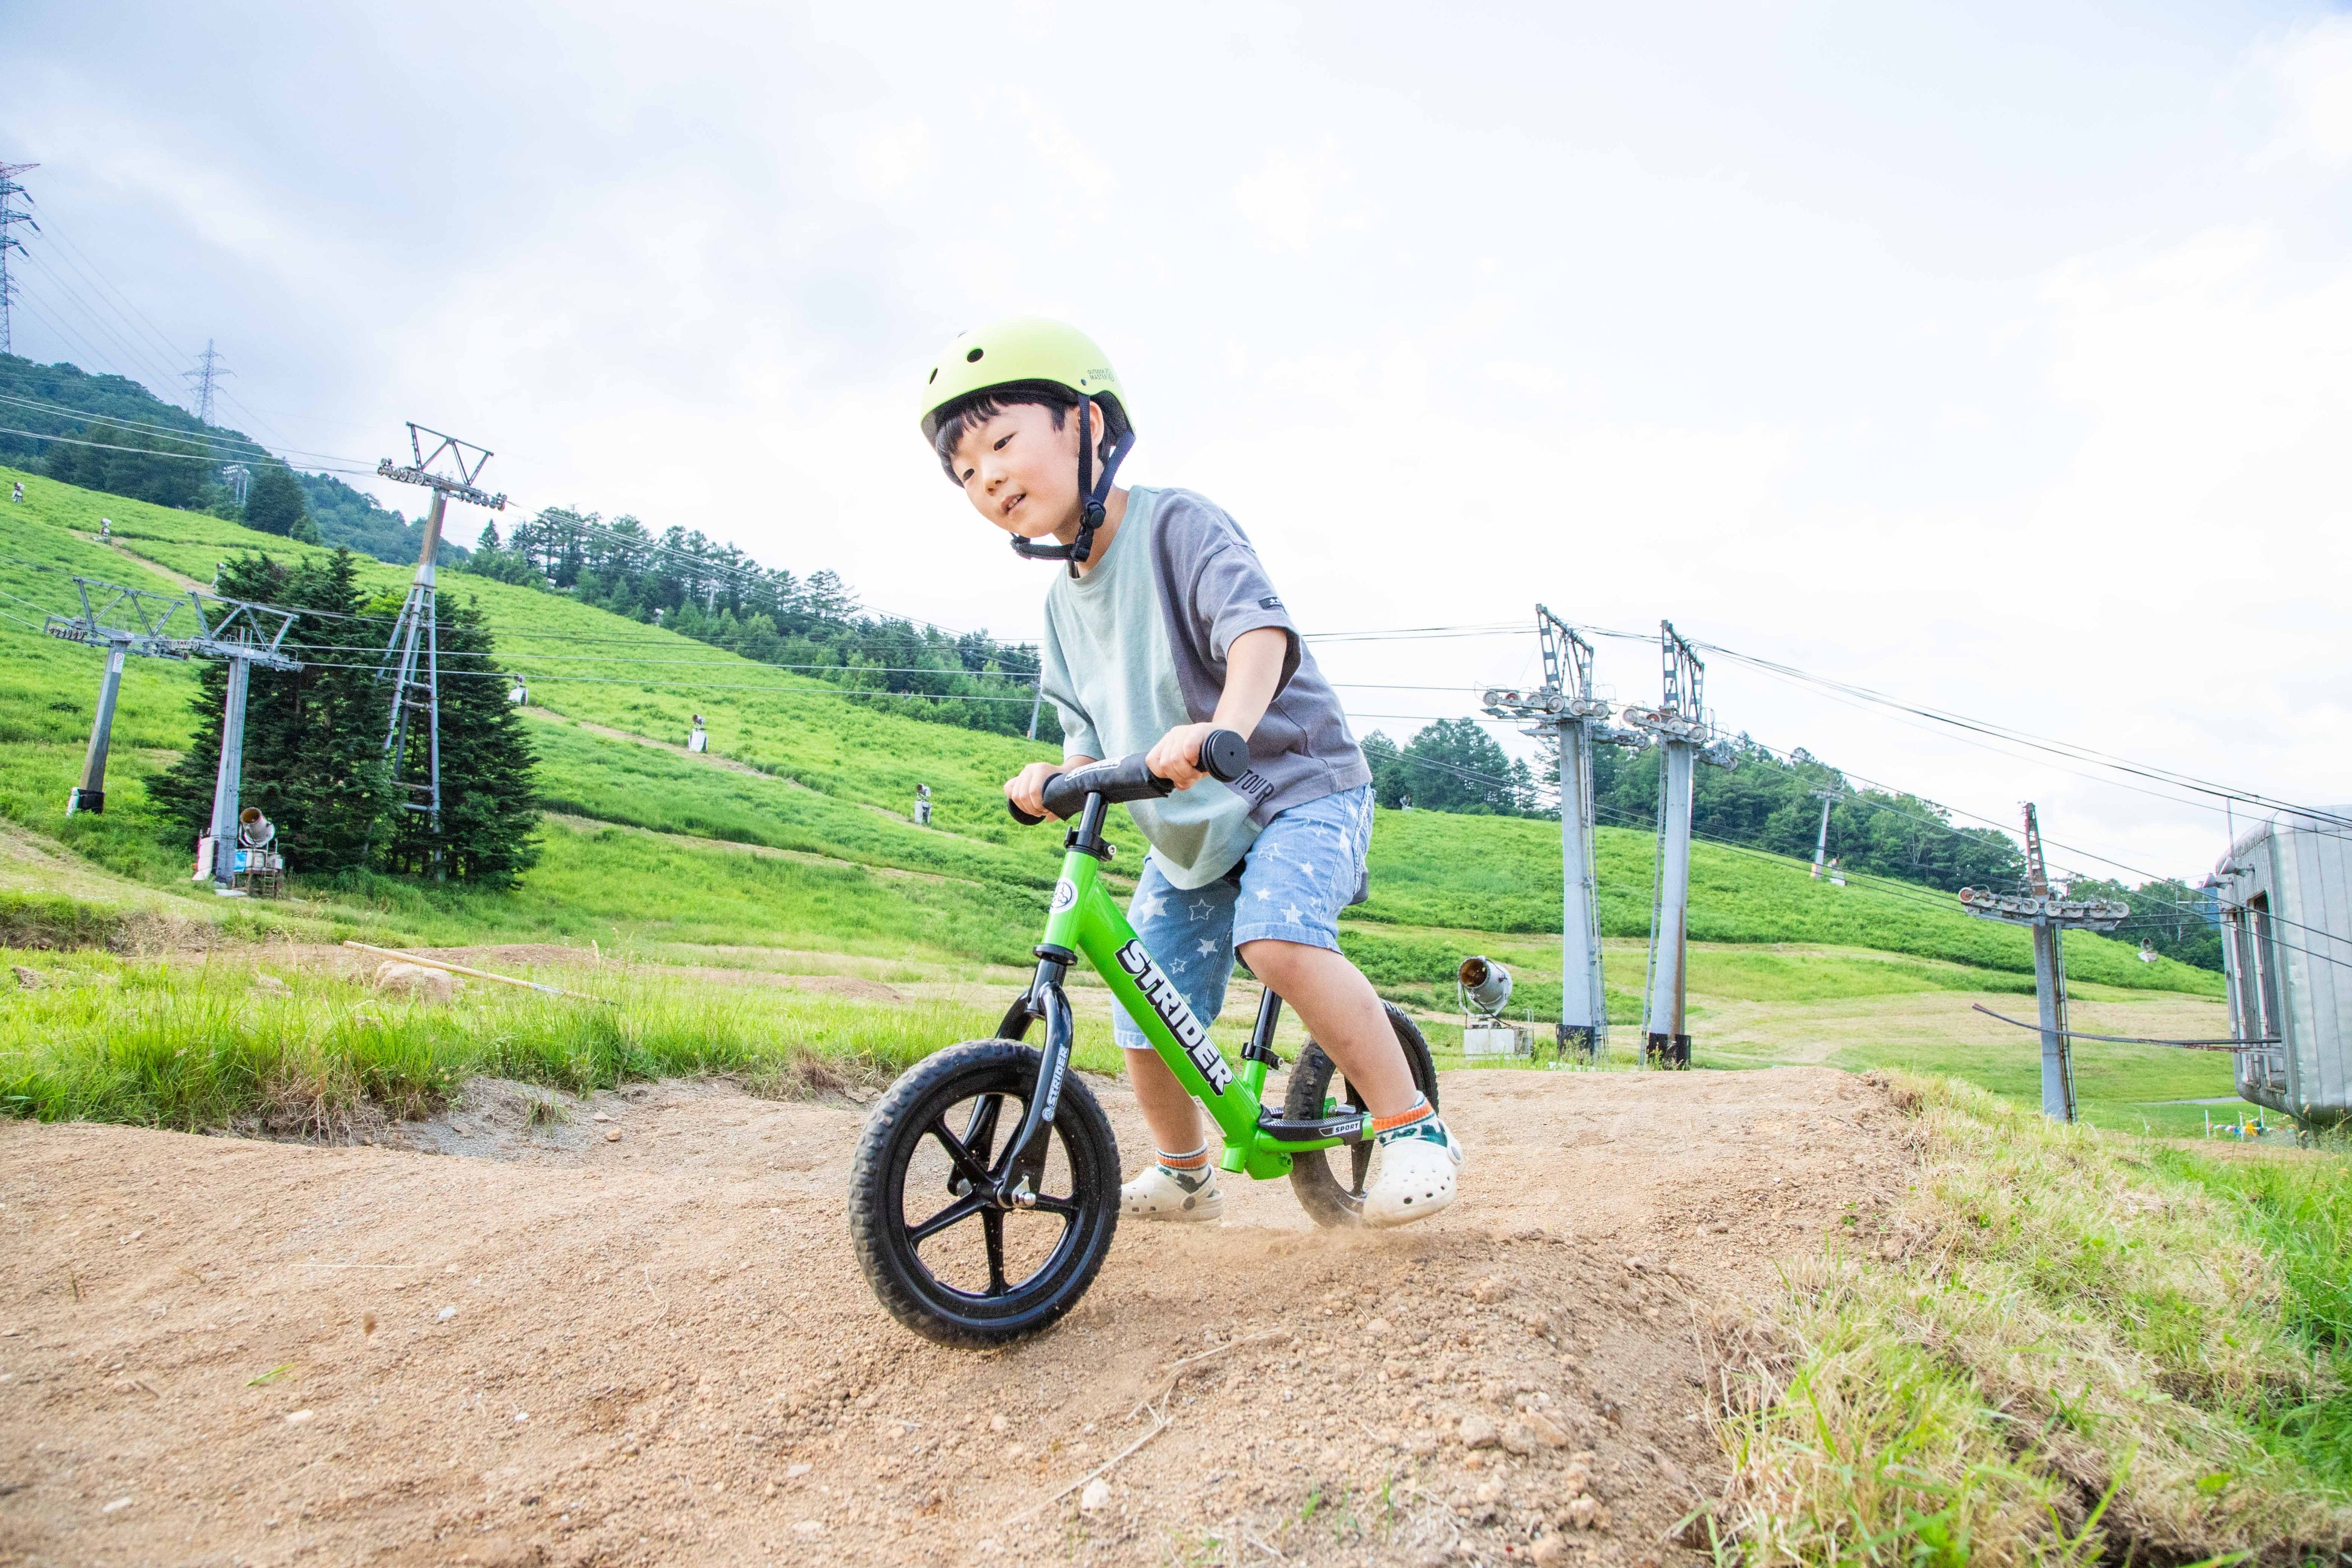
[[931, 382, 1115, 481]]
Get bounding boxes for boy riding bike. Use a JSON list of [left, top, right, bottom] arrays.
[[922, 318, 1464, 1228]]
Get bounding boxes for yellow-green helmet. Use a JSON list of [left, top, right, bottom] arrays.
[[917, 316, 1131, 446], [918, 317, 1137, 569]]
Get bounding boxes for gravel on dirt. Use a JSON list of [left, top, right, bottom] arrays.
[[0, 1064, 1912, 1566]]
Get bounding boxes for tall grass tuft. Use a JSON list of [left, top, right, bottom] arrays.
[[0, 955, 1116, 1133], [1712, 1073, 2352, 1564]]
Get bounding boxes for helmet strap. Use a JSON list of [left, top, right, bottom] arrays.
[[1006, 396, 1135, 577]]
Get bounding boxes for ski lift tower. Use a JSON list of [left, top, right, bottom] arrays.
[[1484, 605, 1646, 1062], [169, 595, 302, 890], [1620, 621, 1737, 1067], [46, 577, 193, 815], [1957, 804, 2128, 1121], [375, 424, 505, 836]]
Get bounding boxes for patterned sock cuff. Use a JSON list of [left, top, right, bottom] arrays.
[[1371, 1096, 1432, 1134], [1157, 1146, 1211, 1171]]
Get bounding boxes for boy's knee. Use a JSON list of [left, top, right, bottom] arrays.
[[1236, 938, 1317, 985]]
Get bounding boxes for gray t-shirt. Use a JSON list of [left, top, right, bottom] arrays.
[[1040, 486, 1371, 890]]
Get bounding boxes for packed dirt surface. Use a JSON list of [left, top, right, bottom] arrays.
[[0, 1065, 1914, 1566]]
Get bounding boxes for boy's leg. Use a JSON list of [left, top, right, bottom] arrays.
[[1115, 855, 1239, 1220], [1229, 786, 1461, 1225], [1230, 940, 1414, 1116]]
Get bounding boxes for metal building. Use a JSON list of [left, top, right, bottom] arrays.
[[2215, 810, 2352, 1125]]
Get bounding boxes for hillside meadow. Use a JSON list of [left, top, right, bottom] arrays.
[[0, 461, 2235, 1142]]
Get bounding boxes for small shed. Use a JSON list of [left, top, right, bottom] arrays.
[[2214, 810, 2352, 1125]]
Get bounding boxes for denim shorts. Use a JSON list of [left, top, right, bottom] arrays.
[[1111, 784, 1374, 1051]]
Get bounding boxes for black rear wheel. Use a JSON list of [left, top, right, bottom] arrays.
[[849, 1039, 1119, 1347], [1283, 1002, 1440, 1228]]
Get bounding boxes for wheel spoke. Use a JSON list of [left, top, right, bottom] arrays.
[[908, 1193, 987, 1246], [961, 1094, 1006, 1169], [1030, 1192, 1080, 1217], [981, 1210, 1009, 1296], [925, 1114, 997, 1191]]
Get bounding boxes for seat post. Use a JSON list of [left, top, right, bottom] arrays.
[[1242, 988, 1283, 1069]]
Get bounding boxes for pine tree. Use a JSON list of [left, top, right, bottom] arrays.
[[243, 465, 311, 538], [374, 593, 540, 886], [148, 549, 392, 875]]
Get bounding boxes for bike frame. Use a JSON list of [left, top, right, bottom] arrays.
[[997, 794, 1371, 1187]]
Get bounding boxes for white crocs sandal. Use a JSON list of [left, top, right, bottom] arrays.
[[1121, 1164, 1224, 1222], [1361, 1120, 1463, 1228]]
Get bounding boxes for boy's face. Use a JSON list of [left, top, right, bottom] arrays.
[[948, 402, 1087, 543]]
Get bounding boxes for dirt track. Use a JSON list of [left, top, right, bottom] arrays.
[[0, 1066, 1912, 1567]]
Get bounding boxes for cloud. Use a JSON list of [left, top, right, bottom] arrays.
[[2254, 15, 2352, 167], [1232, 139, 1362, 254], [854, 121, 932, 197]]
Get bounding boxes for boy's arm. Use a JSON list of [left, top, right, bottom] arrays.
[[1144, 626, 1288, 788]]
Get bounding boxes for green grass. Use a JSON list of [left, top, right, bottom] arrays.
[[0, 949, 1126, 1132], [1364, 807, 2219, 994], [1716, 1073, 2352, 1563], [0, 462, 2238, 1137]]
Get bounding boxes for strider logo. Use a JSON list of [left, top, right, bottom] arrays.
[[1114, 940, 1233, 1095], [1050, 878, 1078, 912]]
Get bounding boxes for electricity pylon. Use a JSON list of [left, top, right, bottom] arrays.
[[185, 341, 231, 427], [0, 162, 37, 356], [1956, 804, 2128, 1121], [1621, 621, 1737, 1067], [1485, 605, 1646, 1062], [375, 424, 505, 838], [45, 578, 193, 814]]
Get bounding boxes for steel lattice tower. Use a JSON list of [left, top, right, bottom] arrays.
[[185, 340, 232, 426], [0, 163, 38, 357], [374, 424, 505, 842]]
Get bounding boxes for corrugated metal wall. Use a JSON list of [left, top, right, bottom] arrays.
[[2222, 812, 2352, 1124]]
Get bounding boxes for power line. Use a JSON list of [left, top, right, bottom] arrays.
[[1695, 638, 2352, 833]]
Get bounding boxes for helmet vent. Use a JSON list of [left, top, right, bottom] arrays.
[[927, 367, 937, 384], [966, 347, 985, 362]]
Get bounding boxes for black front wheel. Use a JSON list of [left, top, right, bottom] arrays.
[[1283, 1002, 1440, 1228], [848, 1040, 1120, 1347]]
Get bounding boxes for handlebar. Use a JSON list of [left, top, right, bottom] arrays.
[[1008, 729, 1251, 825]]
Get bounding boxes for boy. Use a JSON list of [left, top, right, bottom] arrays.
[[917, 317, 1464, 1227]]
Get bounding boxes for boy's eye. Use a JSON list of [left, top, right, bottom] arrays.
[[993, 434, 1011, 450]]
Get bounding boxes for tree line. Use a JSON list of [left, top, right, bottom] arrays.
[[461, 510, 1056, 743]]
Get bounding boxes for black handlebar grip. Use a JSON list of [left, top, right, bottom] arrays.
[[1198, 728, 1250, 783], [1008, 730, 1252, 825]]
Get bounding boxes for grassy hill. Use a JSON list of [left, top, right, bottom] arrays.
[[0, 460, 2234, 1133]]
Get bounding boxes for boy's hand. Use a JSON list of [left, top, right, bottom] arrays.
[[1146, 723, 1219, 789], [1005, 760, 1073, 818]]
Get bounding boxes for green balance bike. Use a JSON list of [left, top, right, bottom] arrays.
[[848, 730, 1438, 1347]]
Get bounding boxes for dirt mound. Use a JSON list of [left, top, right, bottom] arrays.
[[0, 1066, 1910, 1565]]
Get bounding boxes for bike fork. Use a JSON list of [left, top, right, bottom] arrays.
[[1001, 950, 1078, 1199]]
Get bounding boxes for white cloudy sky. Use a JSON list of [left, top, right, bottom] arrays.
[[6, 1, 2350, 884]]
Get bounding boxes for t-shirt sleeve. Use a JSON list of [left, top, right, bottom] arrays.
[[1192, 539, 1303, 694], [1038, 610, 1102, 762], [1151, 495, 1303, 695]]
